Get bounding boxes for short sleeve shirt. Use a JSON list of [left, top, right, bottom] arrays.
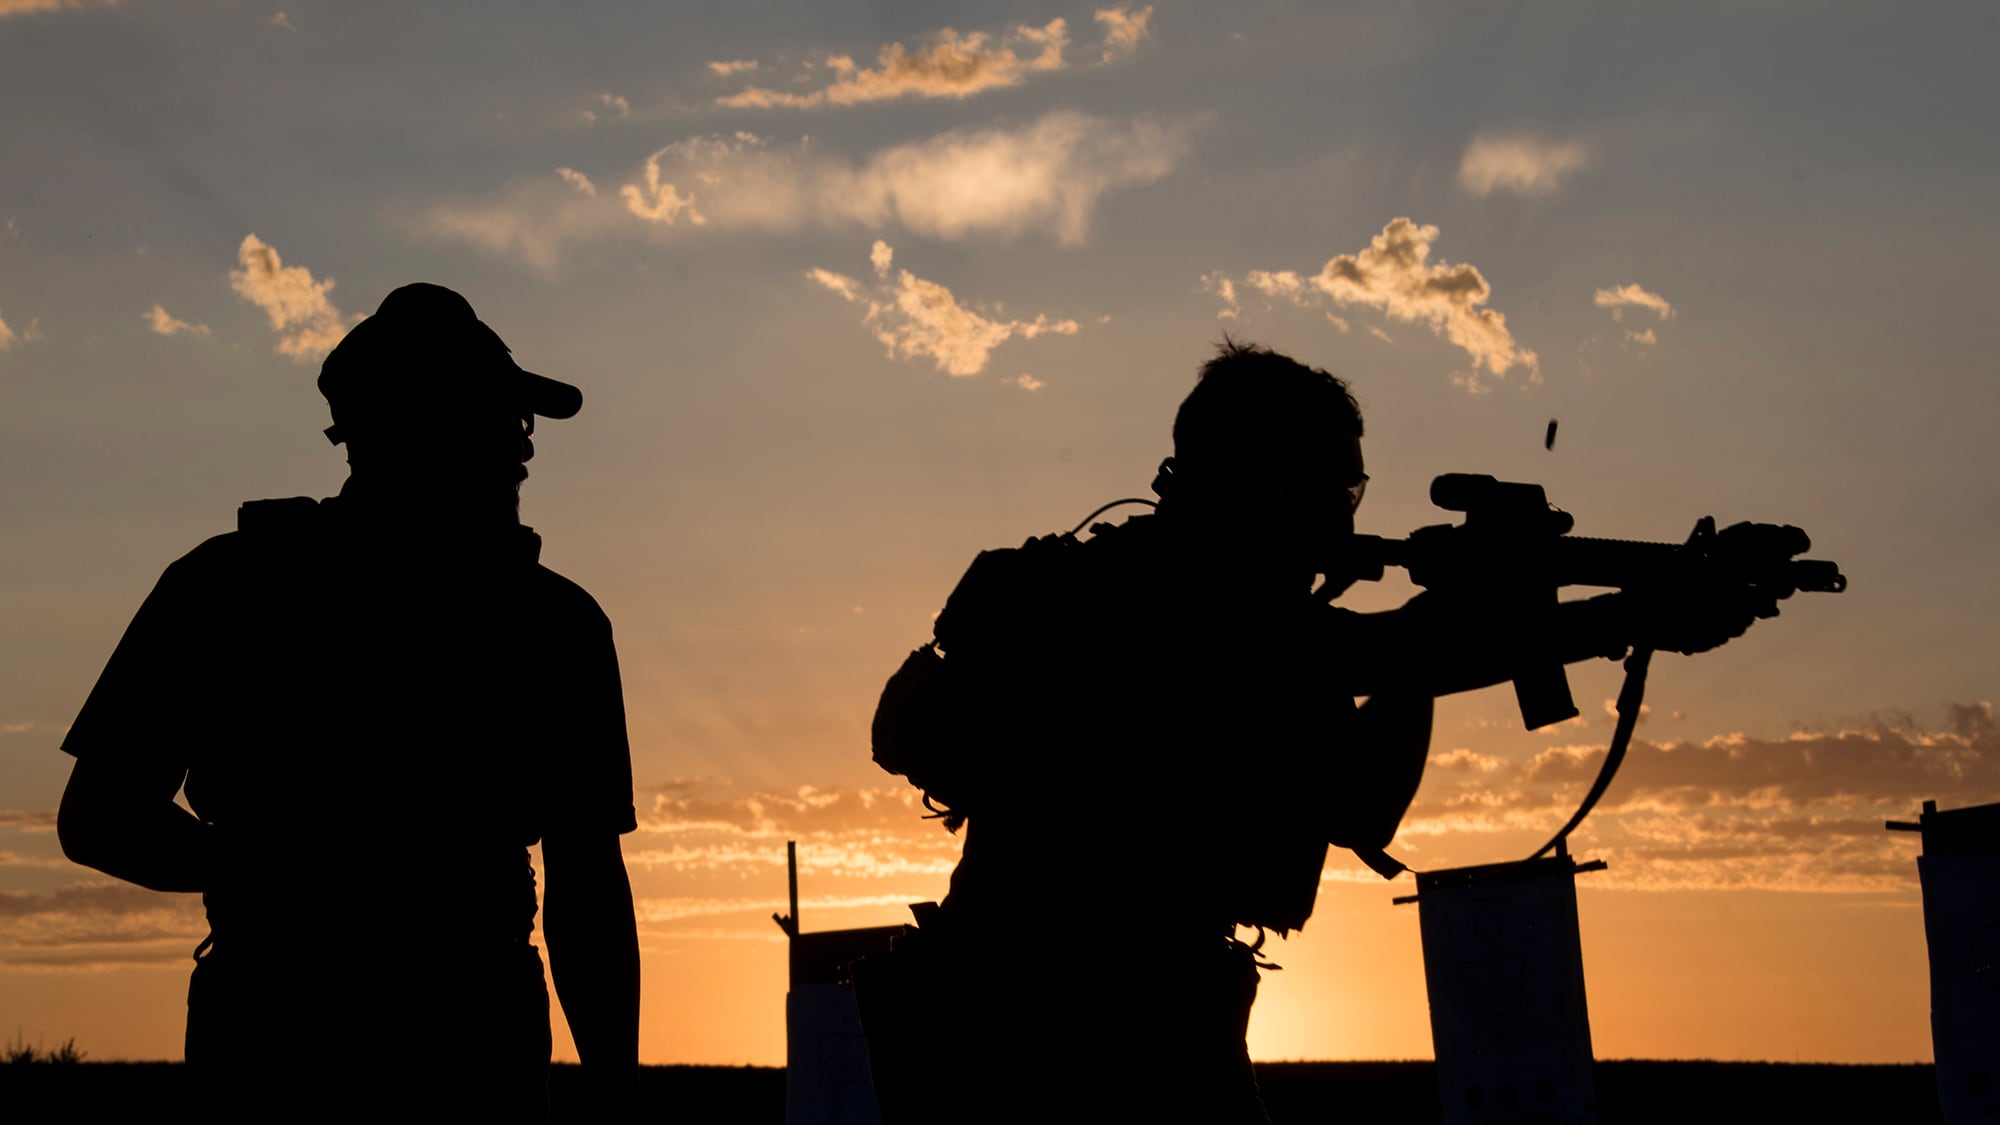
[[62, 501, 636, 939]]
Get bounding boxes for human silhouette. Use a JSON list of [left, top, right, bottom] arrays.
[[856, 341, 1777, 1124], [56, 284, 640, 1123]]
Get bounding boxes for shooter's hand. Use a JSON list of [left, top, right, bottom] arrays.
[[1617, 521, 1789, 655]]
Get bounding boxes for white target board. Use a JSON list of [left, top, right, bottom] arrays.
[[1410, 855, 1600, 1125]]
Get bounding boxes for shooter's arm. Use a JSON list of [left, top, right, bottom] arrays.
[[1333, 591, 1635, 701]]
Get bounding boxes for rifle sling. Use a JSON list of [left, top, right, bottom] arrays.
[[1353, 645, 1654, 880]]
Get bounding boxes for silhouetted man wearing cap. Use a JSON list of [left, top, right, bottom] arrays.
[[57, 284, 640, 1123]]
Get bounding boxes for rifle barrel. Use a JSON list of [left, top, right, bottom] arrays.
[[1349, 531, 1847, 594]]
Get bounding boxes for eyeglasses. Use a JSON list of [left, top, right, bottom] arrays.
[[1347, 474, 1369, 513]]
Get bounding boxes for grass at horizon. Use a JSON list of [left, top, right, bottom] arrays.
[[1, 1059, 1942, 1123]]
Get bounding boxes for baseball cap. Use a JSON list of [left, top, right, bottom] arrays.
[[317, 283, 582, 445]]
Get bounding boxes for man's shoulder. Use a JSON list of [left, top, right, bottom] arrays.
[[159, 529, 259, 585], [525, 563, 612, 625], [166, 497, 325, 571], [932, 514, 1161, 651]]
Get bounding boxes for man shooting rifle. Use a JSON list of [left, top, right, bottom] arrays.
[[859, 341, 1815, 1124]]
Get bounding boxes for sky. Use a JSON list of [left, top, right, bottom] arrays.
[[3, 0, 1998, 1066]]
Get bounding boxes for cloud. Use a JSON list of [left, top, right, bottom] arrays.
[[1594, 282, 1676, 321], [0, 882, 206, 954], [0, 809, 57, 829], [0, 0, 110, 17], [0, 308, 14, 351], [1431, 748, 1507, 774], [627, 780, 966, 893], [620, 140, 714, 225], [717, 18, 1068, 109], [143, 303, 211, 339], [1208, 218, 1540, 389], [0, 851, 69, 869], [810, 240, 1080, 377], [1625, 328, 1658, 346], [634, 894, 933, 925], [1013, 373, 1046, 391], [416, 175, 630, 273], [228, 234, 348, 361], [1244, 269, 1311, 305], [269, 11, 293, 31], [1393, 704, 2000, 893], [707, 59, 759, 76], [617, 112, 1189, 245], [1199, 272, 1240, 319], [805, 267, 863, 302], [1316, 219, 1538, 385], [599, 91, 631, 117], [1457, 135, 1590, 197], [1095, 4, 1153, 62], [427, 113, 1190, 268]]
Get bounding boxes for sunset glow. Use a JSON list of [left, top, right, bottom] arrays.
[[4, 1, 1995, 1069]]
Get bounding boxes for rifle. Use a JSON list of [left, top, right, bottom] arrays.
[[1323, 472, 1846, 728], [1319, 473, 1848, 876]]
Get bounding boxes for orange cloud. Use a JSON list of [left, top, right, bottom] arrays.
[[810, 240, 1080, 377], [1209, 218, 1540, 389], [143, 303, 210, 339], [1199, 272, 1240, 319], [1094, 4, 1153, 62], [0, 0, 109, 17], [718, 18, 1068, 109], [1394, 703, 2000, 892], [229, 234, 347, 361], [1594, 282, 1676, 320], [0, 882, 206, 968], [1316, 219, 1539, 386], [619, 780, 966, 923]]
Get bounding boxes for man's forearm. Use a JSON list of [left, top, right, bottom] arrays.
[[543, 835, 641, 1098], [1340, 593, 1634, 699], [58, 758, 211, 894]]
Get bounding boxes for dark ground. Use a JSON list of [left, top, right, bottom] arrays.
[[0, 1059, 1941, 1122]]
